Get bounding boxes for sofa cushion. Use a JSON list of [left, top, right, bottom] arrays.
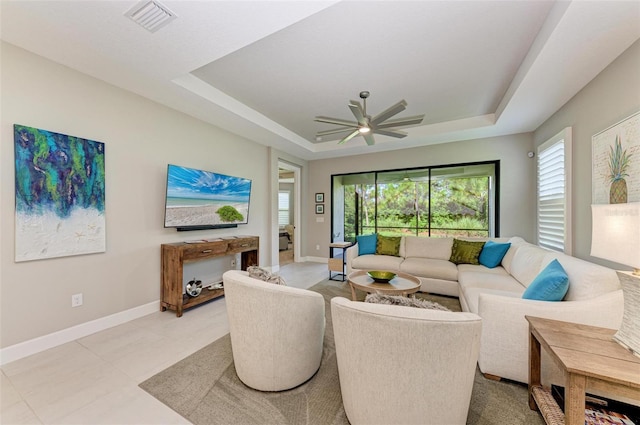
[[357, 234, 377, 256], [364, 294, 451, 311], [508, 244, 547, 287], [449, 239, 485, 265], [376, 235, 401, 256], [458, 270, 523, 293], [479, 241, 512, 268], [543, 252, 620, 301], [501, 237, 527, 274], [522, 259, 569, 301], [400, 258, 458, 282], [352, 254, 404, 272], [403, 236, 453, 260], [457, 264, 510, 276], [461, 287, 523, 314]]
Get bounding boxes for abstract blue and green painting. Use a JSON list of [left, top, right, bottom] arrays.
[[14, 124, 106, 261]]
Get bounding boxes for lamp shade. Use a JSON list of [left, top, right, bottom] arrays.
[[591, 203, 640, 271]]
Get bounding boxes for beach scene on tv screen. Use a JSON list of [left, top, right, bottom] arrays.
[[165, 165, 251, 227]]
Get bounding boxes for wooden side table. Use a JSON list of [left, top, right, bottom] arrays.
[[526, 316, 640, 425]]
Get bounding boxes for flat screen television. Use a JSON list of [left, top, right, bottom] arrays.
[[164, 164, 252, 231]]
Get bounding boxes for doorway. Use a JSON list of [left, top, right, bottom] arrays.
[[278, 161, 301, 266]]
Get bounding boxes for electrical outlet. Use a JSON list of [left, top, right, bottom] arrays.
[[71, 293, 83, 307], [316, 244, 320, 250], [230, 259, 236, 268]]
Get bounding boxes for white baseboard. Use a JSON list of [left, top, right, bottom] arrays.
[[0, 301, 158, 366]]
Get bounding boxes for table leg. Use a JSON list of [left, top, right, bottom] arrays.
[[564, 373, 586, 425], [349, 282, 357, 301], [528, 325, 541, 410]]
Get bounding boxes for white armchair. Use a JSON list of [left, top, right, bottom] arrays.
[[331, 297, 482, 425], [222, 270, 325, 391]]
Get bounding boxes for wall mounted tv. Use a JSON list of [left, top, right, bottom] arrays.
[[164, 164, 252, 231]]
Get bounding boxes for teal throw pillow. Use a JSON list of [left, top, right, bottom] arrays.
[[357, 234, 377, 256], [376, 235, 401, 256], [522, 259, 569, 301], [479, 241, 511, 268], [449, 239, 485, 265]]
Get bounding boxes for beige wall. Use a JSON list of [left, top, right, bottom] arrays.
[[534, 39, 640, 266], [0, 43, 284, 348], [305, 133, 536, 256]]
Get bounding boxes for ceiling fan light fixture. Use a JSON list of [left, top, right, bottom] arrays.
[[358, 126, 371, 134]]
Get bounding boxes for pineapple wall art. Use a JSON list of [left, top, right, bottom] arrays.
[[592, 111, 639, 204]]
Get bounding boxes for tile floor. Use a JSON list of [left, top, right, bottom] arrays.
[[1, 261, 328, 425]]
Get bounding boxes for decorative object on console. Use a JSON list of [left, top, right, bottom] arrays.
[[591, 202, 640, 357], [14, 124, 106, 262], [185, 278, 203, 297]]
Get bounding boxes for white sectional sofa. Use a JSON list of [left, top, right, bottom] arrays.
[[344, 235, 624, 384]]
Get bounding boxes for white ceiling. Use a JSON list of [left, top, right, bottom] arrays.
[[2, 1, 639, 160]]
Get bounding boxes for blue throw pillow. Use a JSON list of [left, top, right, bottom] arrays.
[[478, 241, 511, 268], [522, 259, 569, 301], [357, 234, 377, 256]]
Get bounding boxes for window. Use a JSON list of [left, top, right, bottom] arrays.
[[332, 162, 498, 242], [278, 191, 290, 226], [537, 128, 572, 254]]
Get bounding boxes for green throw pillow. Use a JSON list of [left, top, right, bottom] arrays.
[[376, 235, 401, 256], [449, 239, 485, 265]]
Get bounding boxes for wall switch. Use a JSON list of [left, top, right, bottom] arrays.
[[71, 293, 83, 307]]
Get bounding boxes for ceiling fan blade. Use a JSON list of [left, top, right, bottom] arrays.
[[348, 101, 367, 125], [314, 116, 359, 127], [375, 114, 425, 129], [373, 128, 408, 138], [363, 132, 376, 146], [338, 129, 360, 145], [316, 126, 354, 137], [370, 100, 407, 125]]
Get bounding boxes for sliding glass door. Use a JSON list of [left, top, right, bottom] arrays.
[[332, 161, 498, 242]]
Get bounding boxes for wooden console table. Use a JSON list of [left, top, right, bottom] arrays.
[[161, 236, 259, 317], [526, 315, 640, 425]]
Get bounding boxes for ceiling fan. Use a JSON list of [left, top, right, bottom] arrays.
[[314, 91, 425, 146]]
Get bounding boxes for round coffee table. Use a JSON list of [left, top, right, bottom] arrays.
[[347, 270, 421, 301]]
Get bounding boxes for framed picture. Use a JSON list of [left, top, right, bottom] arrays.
[[592, 111, 639, 204], [14, 124, 106, 262], [315, 193, 324, 203], [315, 204, 324, 214]]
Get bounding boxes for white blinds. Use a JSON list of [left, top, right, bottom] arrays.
[[278, 191, 290, 226], [537, 128, 571, 253]]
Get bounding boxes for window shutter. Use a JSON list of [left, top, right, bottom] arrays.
[[537, 128, 572, 253], [278, 191, 290, 226]]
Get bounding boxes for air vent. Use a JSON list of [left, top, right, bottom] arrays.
[[125, 0, 177, 33]]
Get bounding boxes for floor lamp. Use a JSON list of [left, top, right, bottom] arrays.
[[591, 203, 640, 357]]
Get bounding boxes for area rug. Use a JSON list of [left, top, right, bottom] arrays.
[[140, 279, 543, 425]]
